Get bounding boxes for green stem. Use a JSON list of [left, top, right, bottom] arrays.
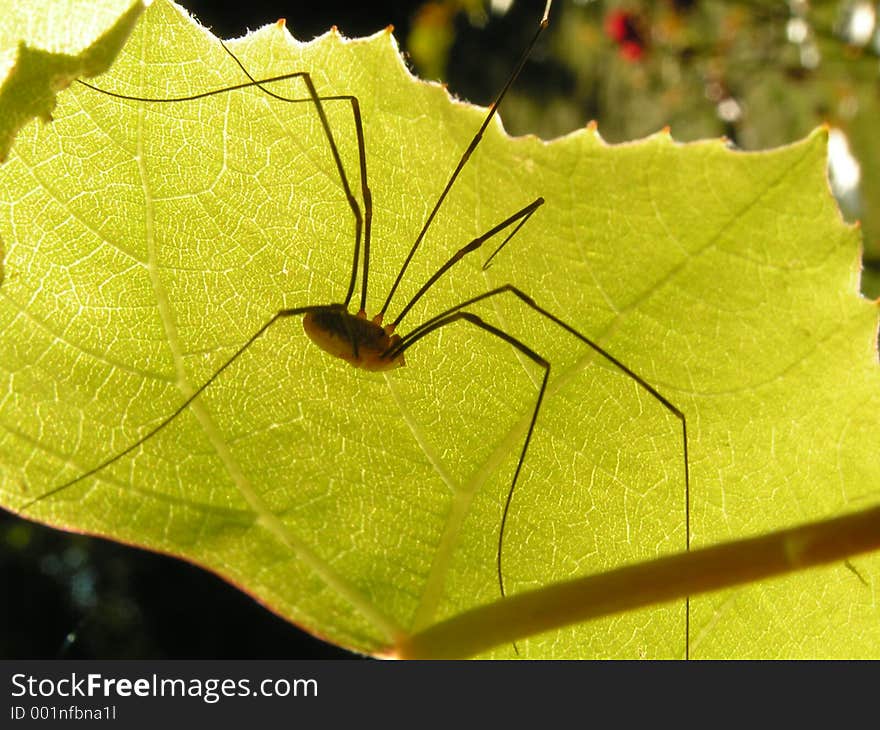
[[394, 504, 880, 659]]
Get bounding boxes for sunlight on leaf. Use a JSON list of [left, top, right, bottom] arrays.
[[0, 0, 878, 658]]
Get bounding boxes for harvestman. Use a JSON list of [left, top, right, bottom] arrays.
[[21, 1, 692, 654]]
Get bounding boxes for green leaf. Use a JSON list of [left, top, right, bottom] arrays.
[[0, 0, 145, 163], [1, 0, 878, 658]]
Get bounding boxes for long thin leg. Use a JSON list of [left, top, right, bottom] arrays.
[[393, 285, 691, 655], [391, 197, 544, 328], [482, 208, 540, 271], [80, 59, 373, 312], [394, 312, 550, 603], [18, 305, 329, 512], [216, 42, 373, 313], [378, 0, 553, 319]]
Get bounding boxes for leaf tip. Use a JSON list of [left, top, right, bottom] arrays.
[[806, 124, 831, 148]]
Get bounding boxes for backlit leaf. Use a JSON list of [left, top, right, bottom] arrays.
[[1, 0, 878, 658]]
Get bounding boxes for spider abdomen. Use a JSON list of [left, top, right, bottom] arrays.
[[302, 307, 405, 371]]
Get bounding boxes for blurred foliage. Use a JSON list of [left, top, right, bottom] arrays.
[[408, 0, 880, 298]]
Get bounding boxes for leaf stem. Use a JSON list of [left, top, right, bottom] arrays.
[[393, 504, 880, 659]]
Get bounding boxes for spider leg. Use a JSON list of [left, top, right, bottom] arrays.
[[395, 284, 691, 657], [391, 197, 544, 328], [378, 1, 553, 318], [216, 41, 373, 313], [80, 53, 373, 312], [19, 305, 323, 512], [394, 309, 550, 656]]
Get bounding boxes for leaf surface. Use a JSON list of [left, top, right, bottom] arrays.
[[1, 0, 878, 658]]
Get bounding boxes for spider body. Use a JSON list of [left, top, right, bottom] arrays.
[[302, 307, 405, 371]]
